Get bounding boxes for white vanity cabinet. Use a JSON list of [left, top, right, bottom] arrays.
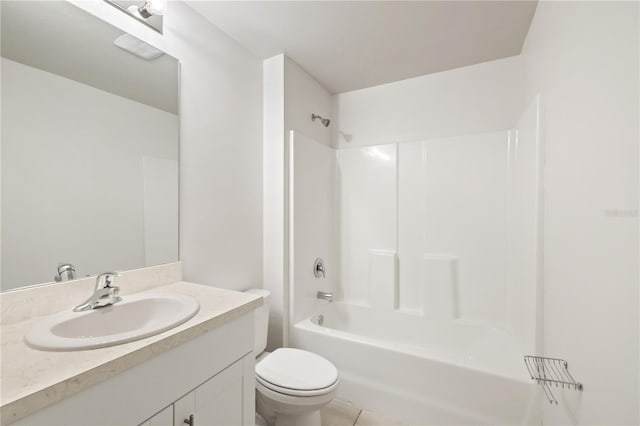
[[141, 355, 254, 426], [13, 313, 256, 426]]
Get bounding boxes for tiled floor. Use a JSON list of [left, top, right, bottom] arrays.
[[321, 399, 406, 426]]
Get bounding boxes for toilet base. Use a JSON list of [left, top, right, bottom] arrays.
[[256, 382, 335, 426], [274, 410, 321, 426], [255, 412, 268, 426], [257, 405, 321, 426]]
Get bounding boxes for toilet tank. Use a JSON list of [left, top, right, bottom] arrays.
[[245, 289, 270, 356]]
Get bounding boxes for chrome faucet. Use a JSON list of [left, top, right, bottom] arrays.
[[54, 263, 76, 282], [317, 291, 333, 302], [73, 272, 122, 312]]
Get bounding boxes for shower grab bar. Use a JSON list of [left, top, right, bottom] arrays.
[[524, 356, 583, 405]]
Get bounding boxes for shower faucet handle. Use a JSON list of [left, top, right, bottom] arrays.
[[313, 258, 326, 278]]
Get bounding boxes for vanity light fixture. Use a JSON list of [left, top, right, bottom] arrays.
[[128, 0, 167, 19], [104, 0, 166, 34]]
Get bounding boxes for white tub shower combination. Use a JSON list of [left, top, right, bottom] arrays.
[[288, 100, 544, 425]]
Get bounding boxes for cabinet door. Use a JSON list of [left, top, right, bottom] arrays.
[[174, 389, 195, 426], [194, 360, 244, 426], [139, 405, 174, 426], [174, 355, 254, 426]]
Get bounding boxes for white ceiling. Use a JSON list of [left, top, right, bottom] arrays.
[[1, 1, 179, 114], [188, 1, 538, 94]]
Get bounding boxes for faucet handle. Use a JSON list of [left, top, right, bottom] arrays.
[[313, 258, 326, 278], [108, 285, 122, 304], [95, 272, 120, 290]]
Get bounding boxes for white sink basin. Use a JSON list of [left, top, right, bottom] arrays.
[[25, 293, 200, 351]]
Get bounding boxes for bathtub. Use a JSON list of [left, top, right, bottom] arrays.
[[291, 302, 540, 425]]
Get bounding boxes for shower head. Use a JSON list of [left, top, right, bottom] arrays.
[[311, 113, 331, 127]]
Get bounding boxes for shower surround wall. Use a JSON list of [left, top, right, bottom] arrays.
[[401, 133, 509, 323], [337, 128, 540, 338], [289, 131, 338, 325]]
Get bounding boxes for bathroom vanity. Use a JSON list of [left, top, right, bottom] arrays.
[[0, 266, 262, 426]]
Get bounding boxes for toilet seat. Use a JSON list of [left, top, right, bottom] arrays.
[[255, 348, 339, 397], [256, 375, 339, 398]]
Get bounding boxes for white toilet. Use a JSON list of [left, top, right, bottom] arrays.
[[247, 289, 339, 426]]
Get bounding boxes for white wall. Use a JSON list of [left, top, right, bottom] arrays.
[[263, 54, 332, 349], [522, 2, 639, 424], [331, 55, 523, 147], [1, 58, 178, 290], [284, 58, 332, 147], [70, 1, 263, 292], [263, 54, 286, 350]]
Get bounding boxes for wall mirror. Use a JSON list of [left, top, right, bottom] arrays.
[[1, 1, 180, 291]]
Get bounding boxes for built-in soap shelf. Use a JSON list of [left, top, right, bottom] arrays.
[[524, 356, 583, 405], [366, 250, 460, 319]]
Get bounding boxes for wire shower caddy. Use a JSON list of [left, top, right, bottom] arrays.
[[524, 356, 583, 405]]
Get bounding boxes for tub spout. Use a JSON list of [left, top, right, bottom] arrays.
[[317, 291, 333, 302]]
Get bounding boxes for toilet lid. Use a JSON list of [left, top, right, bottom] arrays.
[[255, 348, 338, 391]]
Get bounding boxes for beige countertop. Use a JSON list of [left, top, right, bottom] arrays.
[[0, 281, 262, 425]]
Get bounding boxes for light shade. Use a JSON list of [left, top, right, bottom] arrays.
[[105, 0, 165, 34], [146, 0, 167, 16]]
